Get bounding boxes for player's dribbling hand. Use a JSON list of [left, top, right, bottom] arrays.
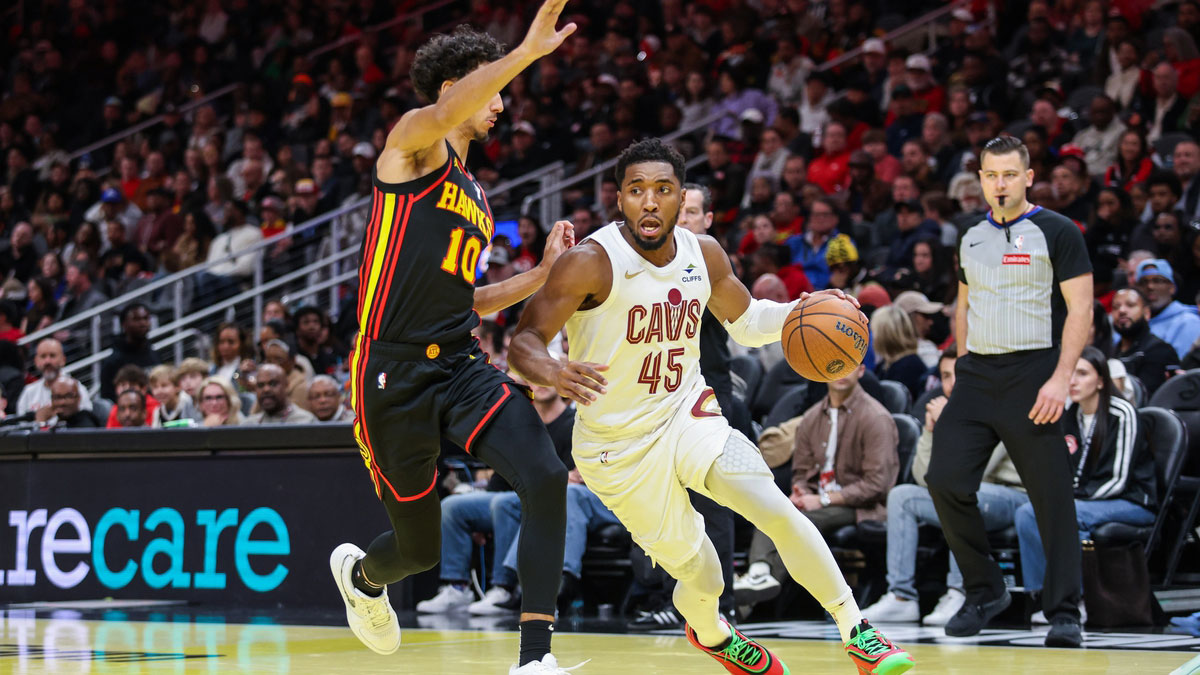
[[798, 288, 869, 324], [1029, 375, 1068, 425], [539, 220, 575, 269], [554, 360, 608, 405], [519, 0, 577, 59]]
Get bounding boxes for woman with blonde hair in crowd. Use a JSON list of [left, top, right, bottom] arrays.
[[197, 376, 244, 427], [872, 305, 928, 398]]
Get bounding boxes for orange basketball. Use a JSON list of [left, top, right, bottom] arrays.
[[782, 295, 869, 382]]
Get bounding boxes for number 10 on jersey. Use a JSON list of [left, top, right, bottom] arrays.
[[440, 227, 483, 284], [638, 348, 684, 394]]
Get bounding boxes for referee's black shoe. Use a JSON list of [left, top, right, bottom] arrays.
[[944, 589, 1011, 637], [1045, 615, 1083, 648]]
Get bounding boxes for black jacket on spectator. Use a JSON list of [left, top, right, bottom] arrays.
[[98, 337, 163, 401], [1117, 323, 1181, 395], [59, 409, 101, 429], [1064, 397, 1157, 510], [0, 244, 39, 283]]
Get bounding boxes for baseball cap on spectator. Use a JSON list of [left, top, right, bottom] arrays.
[[966, 111, 990, 126], [862, 38, 886, 55], [895, 198, 923, 212], [101, 187, 123, 203], [596, 73, 619, 89], [352, 142, 376, 159], [261, 195, 285, 213], [848, 150, 873, 167], [826, 234, 860, 266], [513, 121, 537, 137], [905, 54, 932, 73], [952, 8, 974, 22], [740, 108, 765, 124], [894, 290, 945, 315], [1135, 259, 1176, 285], [295, 179, 317, 195], [856, 285, 892, 309], [331, 92, 353, 108], [293, 73, 314, 87], [1059, 144, 1085, 160]]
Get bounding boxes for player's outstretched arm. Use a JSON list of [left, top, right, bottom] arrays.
[[509, 243, 610, 406], [384, 0, 576, 156], [698, 236, 863, 347], [474, 220, 574, 316]]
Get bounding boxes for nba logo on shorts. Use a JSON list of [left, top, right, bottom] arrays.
[[601, 451, 609, 464], [377, 372, 387, 389]]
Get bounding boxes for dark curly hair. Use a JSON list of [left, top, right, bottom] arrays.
[[411, 25, 507, 104], [614, 138, 686, 186]]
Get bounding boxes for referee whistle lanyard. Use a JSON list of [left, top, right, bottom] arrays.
[[1073, 408, 1098, 488]]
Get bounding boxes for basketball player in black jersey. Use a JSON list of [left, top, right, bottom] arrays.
[[329, 2, 580, 673]]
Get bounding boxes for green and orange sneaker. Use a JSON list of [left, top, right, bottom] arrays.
[[844, 620, 914, 674], [685, 620, 790, 675]]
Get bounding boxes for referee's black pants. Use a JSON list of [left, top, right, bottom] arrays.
[[927, 348, 1082, 621]]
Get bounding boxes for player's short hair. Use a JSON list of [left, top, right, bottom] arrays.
[[682, 183, 712, 212], [615, 138, 686, 186], [980, 136, 1030, 169], [411, 25, 506, 104]]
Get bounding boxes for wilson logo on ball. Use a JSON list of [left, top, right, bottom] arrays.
[[834, 321, 866, 353]]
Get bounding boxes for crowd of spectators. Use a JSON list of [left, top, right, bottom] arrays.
[[3, 0, 1200, 625]]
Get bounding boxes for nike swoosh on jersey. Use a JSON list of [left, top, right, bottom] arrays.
[[624, 270, 644, 279], [968, 241, 984, 247]]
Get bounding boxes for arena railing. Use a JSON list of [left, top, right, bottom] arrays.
[[66, 0, 465, 174], [519, 109, 725, 220], [813, 0, 977, 74], [26, 158, 565, 392]]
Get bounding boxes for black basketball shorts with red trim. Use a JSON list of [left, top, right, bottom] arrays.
[[350, 337, 519, 502]]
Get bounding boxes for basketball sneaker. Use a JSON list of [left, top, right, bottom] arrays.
[[329, 543, 401, 655], [844, 620, 914, 675], [508, 654, 589, 674], [685, 620, 790, 674]]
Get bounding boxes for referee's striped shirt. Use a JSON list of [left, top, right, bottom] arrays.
[[957, 206, 1092, 355]]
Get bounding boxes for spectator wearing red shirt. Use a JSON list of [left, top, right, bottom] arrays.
[[0, 301, 23, 343], [738, 213, 787, 258], [807, 121, 852, 194], [749, 243, 812, 300], [1104, 129, 1155, 192], [904, 54, 945, 115], [863, 129, 902, 184]]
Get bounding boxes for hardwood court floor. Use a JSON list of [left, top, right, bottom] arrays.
[[2, 612, 1199, 674]]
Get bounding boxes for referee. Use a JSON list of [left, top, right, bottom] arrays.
[[927, 136, 1093, 648]]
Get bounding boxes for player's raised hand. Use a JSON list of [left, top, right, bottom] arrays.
[[539, 219, 575, 270], [519, 0, 577, 59], [554, 360, 608, 406]]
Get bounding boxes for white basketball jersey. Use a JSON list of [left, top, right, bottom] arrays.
[[566, 223, 712, 439]]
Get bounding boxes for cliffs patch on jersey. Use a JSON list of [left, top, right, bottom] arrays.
[[626, 288, 702, 344], [434, 180, 494, 240]]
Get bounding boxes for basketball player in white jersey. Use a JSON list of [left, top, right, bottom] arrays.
[[510, 139, 914, 675]]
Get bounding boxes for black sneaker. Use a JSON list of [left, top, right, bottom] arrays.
[[1045, 615, 1082, 648], [944, 590, 1011, 637], [627, 607, 683, 631]]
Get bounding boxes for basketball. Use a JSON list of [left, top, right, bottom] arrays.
[[782, 295, 869, 382]]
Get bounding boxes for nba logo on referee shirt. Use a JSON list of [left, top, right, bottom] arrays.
[[1014, 235, 1024, 250], [377, 372, 387, 389]]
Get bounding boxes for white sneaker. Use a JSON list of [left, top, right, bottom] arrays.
[[509, 654, 589, 674], [922, 588, 966, 626], [329, 543, 401, 655], [416, 583, 475, 613], [1033, 602, 1087, 626], [732, 561, 781, 606], [469, 586, 516, 615], [861, 592, 920, 623]]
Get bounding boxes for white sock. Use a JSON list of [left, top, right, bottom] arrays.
[[824, 589, 864, 643]]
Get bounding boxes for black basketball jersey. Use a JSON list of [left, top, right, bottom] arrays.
[[357, 141, 496, 345]]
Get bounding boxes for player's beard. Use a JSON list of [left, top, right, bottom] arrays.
[[628, 219, 673, 251]]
